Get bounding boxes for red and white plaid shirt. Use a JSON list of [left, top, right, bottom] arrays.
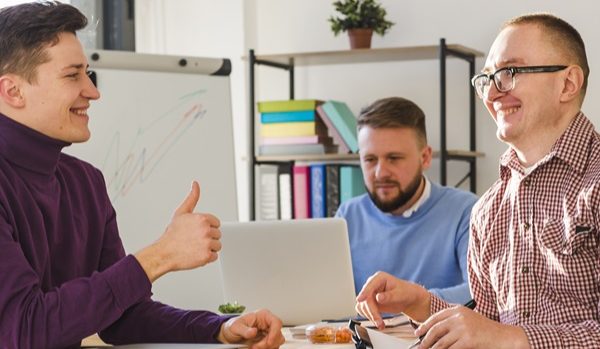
[[431, 112, 600, 348]]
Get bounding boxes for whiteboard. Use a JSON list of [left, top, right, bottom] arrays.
[[66, 50, 237, 312]]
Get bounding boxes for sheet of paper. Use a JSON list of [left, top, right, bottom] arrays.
[[366, 327, 417, 349]]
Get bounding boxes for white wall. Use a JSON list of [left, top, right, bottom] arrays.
[[249, 0, 600, 195], [137, 0, 600, 217]]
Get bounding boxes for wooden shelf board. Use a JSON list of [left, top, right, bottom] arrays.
[[255, 149, 484, 163], [247, 45, 484, 66]]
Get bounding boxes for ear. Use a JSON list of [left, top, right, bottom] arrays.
[[0, 75, 25, 108], [421, 145, 433, 170], [559, 65, 584, 103]]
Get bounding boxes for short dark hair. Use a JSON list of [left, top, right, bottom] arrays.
[[504, 13, 590, 96], [0, 1, 87, 82], [357, 97, 427, 147]]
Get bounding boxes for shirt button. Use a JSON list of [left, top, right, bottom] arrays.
[[523, 310, 530, 318], [522, 222, 530, 230], [523, 179, 531, 187], [521, 266, 529, 274]]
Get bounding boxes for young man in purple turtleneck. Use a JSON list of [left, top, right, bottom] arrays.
[[0, 2, 284, 348]]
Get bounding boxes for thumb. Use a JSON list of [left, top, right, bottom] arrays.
[[173, 181, 200, 216]]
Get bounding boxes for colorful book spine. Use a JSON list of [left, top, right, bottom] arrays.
[[261, 121, 324, 138], [293, 165, 311, 218], [340, 166, 366, 203], [260, 135, 332, 146], [325, 165, 340, 217], [316, 105, 351, 154], [278, 170, 292, 220], [321, 101, 358, 153], [254, 164, 279, 220], [259, 144, 335, 156], [310, 164, 327, 218], [258, 99, 322, 113], [260, 110, 315, 123]]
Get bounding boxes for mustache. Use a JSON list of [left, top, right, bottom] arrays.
[[373, 180, 400, 186]]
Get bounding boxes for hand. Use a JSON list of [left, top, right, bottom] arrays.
[[135, 181, 222, 282], [218, 309, 285, 349], [355, 271, 431, 330], [415, 305, 530, 349]]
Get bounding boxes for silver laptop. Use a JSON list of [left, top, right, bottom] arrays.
[[219, 218, 357, 326]]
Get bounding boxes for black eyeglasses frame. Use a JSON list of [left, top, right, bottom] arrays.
[[471, 65, 568, 98]]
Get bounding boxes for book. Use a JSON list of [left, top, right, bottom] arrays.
[[261, 120, 326, 138], [257, 99, 322, 113], [260, 135, 333, 146], [316, 105, 351, 154], [325, 165, 340, 217], [293, 165, 311, 218], [340, 166, 366, 203], [321, 101, 358, 153], [310, 164, 327, 218], [278, 169, 293, 220], [260, 110, 315, 123], [254, 164, 279, 220], [258, 143, 338, 156]]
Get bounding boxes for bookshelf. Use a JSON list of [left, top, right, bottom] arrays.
[[248, 39, 485, 220]]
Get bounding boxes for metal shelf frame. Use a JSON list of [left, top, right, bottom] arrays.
[[248, 39, 483, 220]]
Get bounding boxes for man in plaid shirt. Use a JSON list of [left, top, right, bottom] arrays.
[[354, 13, 598, 349]]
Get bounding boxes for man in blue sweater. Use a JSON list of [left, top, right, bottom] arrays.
[[336, 97, 477, 304], [0, 2, 284, 348]]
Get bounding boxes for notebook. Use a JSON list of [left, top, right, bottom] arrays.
[[219, 218, 357, 326]]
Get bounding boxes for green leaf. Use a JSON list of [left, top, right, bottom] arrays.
[[329, 0, 394, 36], [218, 301, 246, 314]]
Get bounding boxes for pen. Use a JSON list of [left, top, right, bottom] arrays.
[[409, 299, 477, 348]]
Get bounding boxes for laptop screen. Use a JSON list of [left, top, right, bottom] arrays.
[[219, 218, 357, 326]]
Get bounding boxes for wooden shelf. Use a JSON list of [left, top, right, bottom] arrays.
[[248, 45, 484, 66], [256, 150, 484, 163]]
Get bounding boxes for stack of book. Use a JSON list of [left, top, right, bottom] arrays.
[[258, 99, 337, 156]]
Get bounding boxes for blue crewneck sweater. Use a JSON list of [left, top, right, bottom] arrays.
[[336, 181, 477, 303], [0, 113, 227, 348]]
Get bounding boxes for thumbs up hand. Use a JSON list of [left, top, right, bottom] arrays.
[[135, 181, 222, 283]]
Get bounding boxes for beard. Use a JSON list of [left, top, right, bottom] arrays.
[[367, 172, 424, 213]]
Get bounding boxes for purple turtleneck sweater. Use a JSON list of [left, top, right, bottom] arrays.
[[0, 113, 228, 348]]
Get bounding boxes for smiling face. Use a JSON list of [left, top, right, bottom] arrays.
[[359, 126, 431, 215], [483, 24, 570, 150], [16, 32, 100, 143]]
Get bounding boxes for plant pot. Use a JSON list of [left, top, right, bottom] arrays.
[[347, 28, 373, 49]]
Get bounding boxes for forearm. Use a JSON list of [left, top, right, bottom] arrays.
[[0, 254, 150, 348], [521, 321, 600, 348], [100, 300, 230, 344]]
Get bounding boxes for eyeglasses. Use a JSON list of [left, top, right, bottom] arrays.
[[471, 65, 568, 99]]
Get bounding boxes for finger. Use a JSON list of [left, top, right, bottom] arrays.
[[367, 298, 385, 330], [420, 317, 452, 349], [209, 227, 222, 240], [173, 181, 200, 216], [207, 251, 219, 263], [416, 308, 456, 337], [199, 213, 221, 228], [209, 239, 222, 253], [261, 313, 284, 349]]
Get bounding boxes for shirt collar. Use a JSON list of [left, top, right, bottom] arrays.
[[499, 112, 592, 180], [402, 176, 431, 218], [0, 113, 70, 175]]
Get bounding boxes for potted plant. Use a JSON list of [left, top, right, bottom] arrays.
[[329, 0, 394, 49]]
